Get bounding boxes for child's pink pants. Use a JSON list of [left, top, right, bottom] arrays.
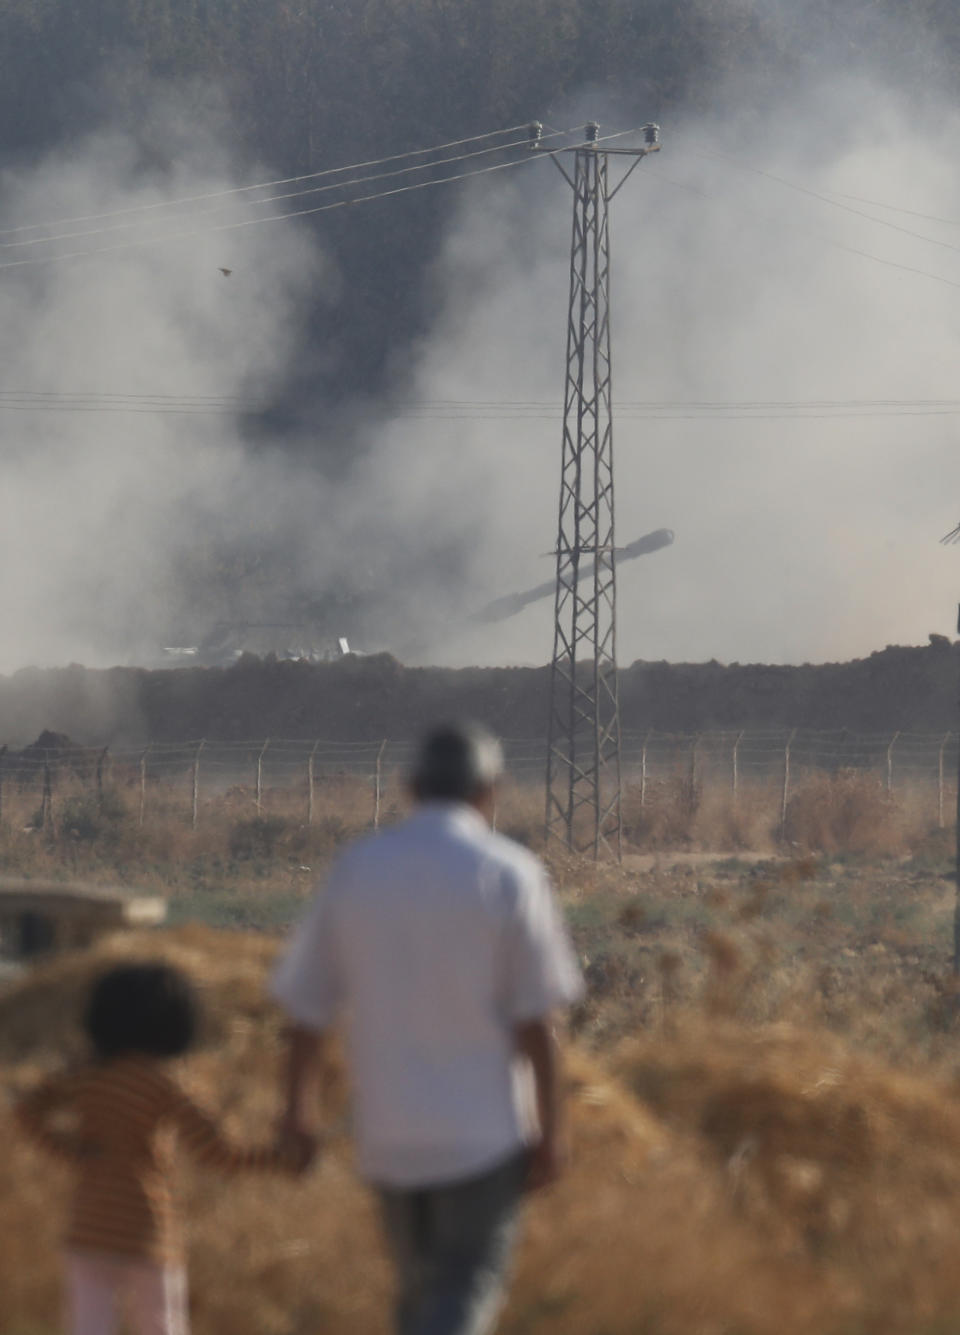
[[65, 1250, 189, 1335]]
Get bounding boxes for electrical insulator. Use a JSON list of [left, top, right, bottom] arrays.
[[528, 121, 544, 149], [642, 123, 661, 147], [585, 122, 600, 144]]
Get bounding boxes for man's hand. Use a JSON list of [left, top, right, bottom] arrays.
[[514, 1016, 568, 1192]]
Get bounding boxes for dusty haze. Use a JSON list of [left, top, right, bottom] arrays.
[[1, 63, 959, 671], [397, 73, 960, 667]]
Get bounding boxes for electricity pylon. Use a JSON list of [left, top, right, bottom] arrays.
[[538, 121, 660, 859]]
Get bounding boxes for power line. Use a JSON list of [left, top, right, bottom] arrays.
[[4, 391, 960, 419], [417, 397, 960, 406], [0, 402, 262, 415], [831, 192, 960, 228], [0, 134, 575, 271], [399, 397, 960, 421], [0, 389, 267, 414], [0, 130, 565, 254], [0, 389, 256, 401], [649, 170, 960, 294], [689, 146, 960, 260], [0, 123, 535, 239], [0, 125, 650, 270]]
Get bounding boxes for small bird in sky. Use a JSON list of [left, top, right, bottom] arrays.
[[218, 267, 233, 277]]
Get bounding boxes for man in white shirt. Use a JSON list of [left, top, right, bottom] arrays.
[[271, 721, 583, 1335]]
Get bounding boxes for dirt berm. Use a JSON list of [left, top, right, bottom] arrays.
[[0, 637, 957, 745]]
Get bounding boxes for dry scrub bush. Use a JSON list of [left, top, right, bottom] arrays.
[[784, 772, 907, 856], [619, 768, 941, 856], [0, 767, 949, 881], [0, 775, 388, 895], [622, 776, 698, 849], [622, 774, 779, 852], [689, 781, 779, 852], [494, 779, 544, 851], [613, 1017, 960, 1329], [9, 928, 960, 1333]]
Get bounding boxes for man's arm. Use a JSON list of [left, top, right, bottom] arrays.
[[513, 1015, 567, 1192]]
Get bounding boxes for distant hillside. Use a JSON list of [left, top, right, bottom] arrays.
[[0, 639, 956, 746]]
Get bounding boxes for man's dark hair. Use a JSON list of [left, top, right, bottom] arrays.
[[84, 962, 199, 1060], [411, 722, 504, 803]]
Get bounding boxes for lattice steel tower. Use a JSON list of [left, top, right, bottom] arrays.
[[540, 121, 660, 858]]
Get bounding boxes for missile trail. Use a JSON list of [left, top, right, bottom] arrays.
[[474, 528, 674, 624]]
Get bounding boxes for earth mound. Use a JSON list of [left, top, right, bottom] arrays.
[[0, 638, 959, 746]]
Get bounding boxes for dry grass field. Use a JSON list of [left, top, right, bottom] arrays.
[[4, 773, 960, 1333]]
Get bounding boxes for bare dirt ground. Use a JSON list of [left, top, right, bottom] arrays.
[[622, 850, 787, 871]]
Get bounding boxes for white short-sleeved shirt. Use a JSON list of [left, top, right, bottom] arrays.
[[271, 802, 583, 1188]]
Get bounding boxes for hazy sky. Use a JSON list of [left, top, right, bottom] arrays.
[[2, 66, 960, 671]]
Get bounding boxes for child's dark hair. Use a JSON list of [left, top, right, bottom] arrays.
[[84, 962, 199, 1060]]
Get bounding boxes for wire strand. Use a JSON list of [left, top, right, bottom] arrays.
[[0, 145, 561, 271], [4, 392, 960, 419], [649, 170, 960, 294], [0, 123, 535, 239], [0, 131, 566, 253], [689, 146, 960, 258]]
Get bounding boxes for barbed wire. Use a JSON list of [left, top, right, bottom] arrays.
[[3, 728, 956, 833]]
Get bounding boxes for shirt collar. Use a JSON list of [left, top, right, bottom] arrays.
[[408, 800, 489, 836]]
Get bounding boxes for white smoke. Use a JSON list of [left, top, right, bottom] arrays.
[[379, 73, 960, 667], [0, 101, 326, 670]]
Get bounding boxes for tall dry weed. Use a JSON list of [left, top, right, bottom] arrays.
[[784, 771, 905, 855], [8, 928, 960, 1333], [0, 764, 949, 888]]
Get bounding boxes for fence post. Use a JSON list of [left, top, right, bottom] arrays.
[[688, 733, 701, 813], [256, 738, 271, 816], [373, 739, 387, 830], [96, 747, 109, 803], [938, 732, 950, 830], [780, 728, 797, 842], [138, 746, 150, 828], [837, 726, 850, 775], [0, 744, 6, 825], [307, 740, 320, 825], [886, 730, 900, 794], [732, 730, 744, 802], [191, 741, 205, 830], [42, 753, 53, 831], [640, 730, 651, 808]]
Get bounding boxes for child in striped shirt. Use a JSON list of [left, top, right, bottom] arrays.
[[16, 961, 309, 1335]]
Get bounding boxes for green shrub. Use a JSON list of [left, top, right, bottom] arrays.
[[58, 788, 127, 845]]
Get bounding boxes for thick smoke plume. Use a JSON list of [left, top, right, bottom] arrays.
[[3, 67, 960, 673]]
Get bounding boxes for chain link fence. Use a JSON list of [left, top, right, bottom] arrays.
[[0, 729, 956, 835]]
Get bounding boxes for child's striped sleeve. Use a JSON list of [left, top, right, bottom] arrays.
[[15, 1074, 89, 1163], [166, 1083, 288, 1172]]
